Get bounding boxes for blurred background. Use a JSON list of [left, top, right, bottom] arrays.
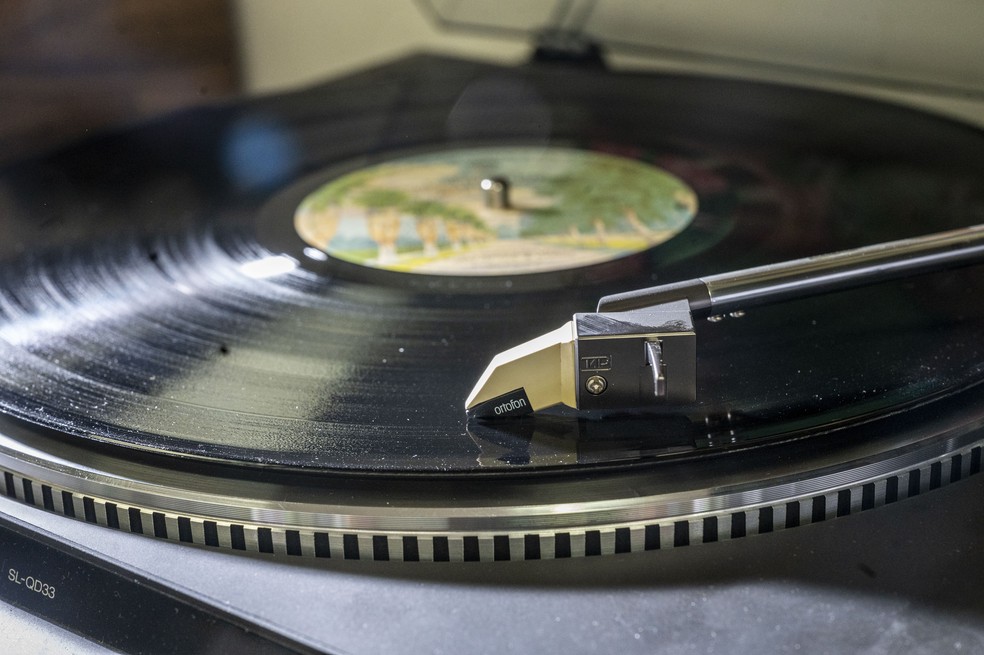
[[2, 0, 983, 168]]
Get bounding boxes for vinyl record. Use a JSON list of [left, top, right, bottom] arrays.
[[1, 54, 983, 480], [1, 55, 984, 561]]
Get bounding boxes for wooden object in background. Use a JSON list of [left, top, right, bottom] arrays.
[[0, 0, 240, 164]]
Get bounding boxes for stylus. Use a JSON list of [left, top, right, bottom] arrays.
[[466, 223, 984, 419]]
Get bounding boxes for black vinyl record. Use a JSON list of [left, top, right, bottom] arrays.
[[1, 54, 983, 474]]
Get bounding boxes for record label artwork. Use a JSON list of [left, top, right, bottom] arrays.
[[293, 146, 697, 275]]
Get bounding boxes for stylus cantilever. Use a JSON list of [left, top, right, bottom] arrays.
[[465, 224, 984, 419]]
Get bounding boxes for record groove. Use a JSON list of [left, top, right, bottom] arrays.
[[0, 405, 981, 561]]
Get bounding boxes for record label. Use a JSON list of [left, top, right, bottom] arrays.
[[293, 146, 697, 276]]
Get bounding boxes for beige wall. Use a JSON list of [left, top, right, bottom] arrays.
[[233, 0, 984, 126], [233, 0, 528, 93]]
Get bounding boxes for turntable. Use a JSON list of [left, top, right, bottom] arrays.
[[2, 2, 984, 653]]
